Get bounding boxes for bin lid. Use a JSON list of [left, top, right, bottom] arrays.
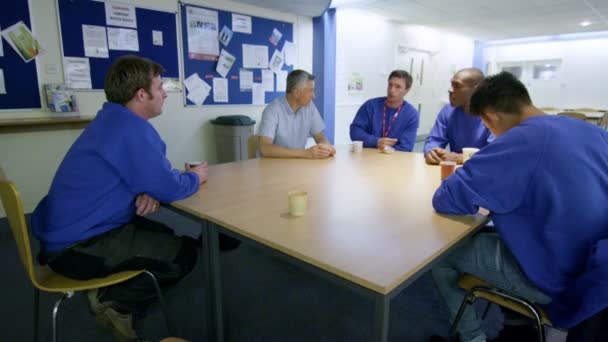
[[211, 115, 256, 126]]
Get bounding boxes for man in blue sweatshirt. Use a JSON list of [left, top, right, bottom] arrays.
[[31, 56, 208, 341], [349, 70, 420, 151], [430, 72, 608, 342], [424, 68, 492, 165]]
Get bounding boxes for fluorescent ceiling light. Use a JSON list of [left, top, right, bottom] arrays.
[[579, 21, 592, 27]]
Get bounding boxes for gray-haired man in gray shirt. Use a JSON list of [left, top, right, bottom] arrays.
[[258, 70, 335, 159]]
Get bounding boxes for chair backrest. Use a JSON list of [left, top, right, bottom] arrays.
[[573, 108, 598, 112], [600, 112, 608, 130], [557, 111, 587, 120], [539, 107, 561, 113], [0, 175, 37, 285], [247, 135, 258, 159]]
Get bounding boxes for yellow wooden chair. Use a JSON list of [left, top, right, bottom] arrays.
[[247, 134, 259, 159], [557, 111, 587, 120], [0, 174, 173, 342], [449, 274, 553, 342]]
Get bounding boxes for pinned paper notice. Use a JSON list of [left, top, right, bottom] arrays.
[[216, 49, 236, 78], [232, 13, 251, 34], [153, 30, 163, 46], [184, 73, 211, 105], [243, 44, 268, 69], [262, 69, 274, 92], [239, 69, 253, 91], [282, 41, 295, 66], [213, 78, 228, 102], [269, 28, 282, 46], [269, 49, 284, 74], [252, 83, 264, 105], [218, 26, 233, 46], [276, 70, 287, 93]]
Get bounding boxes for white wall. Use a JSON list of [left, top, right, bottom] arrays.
[[484, 37, 608, 109], [0, 0, 313, 216], [333, 9, 475, 145]]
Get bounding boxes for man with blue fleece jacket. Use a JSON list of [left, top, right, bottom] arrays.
[[31, 56, 208, 341], [350, 70, 420, 151], [424, 68, 493, 165], [430, 72, 608, 342]]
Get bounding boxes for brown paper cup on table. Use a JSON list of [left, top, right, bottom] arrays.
[[462, 148, 480, 163], [440, 161, 456, 180], [288, 191, 308, 217], [352, 141, 363, 153]]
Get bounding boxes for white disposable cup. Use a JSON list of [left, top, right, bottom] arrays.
[[288, 191, 308, 217], [352, 141, 363, 153], [462, 148, 480, 163]]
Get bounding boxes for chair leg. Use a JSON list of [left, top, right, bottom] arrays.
[[143, 270, 174, 336], [481, 301, 492, 320], [52, 292, 71, 342], [33, 288, 39, 342], [449, 290, 478, 338]]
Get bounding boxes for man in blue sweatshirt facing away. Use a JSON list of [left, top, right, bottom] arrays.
[[424, 68, 493, 165], [430, 72, 608, 342], [31, 56, 208, 341], [349, 70, 420, 151]]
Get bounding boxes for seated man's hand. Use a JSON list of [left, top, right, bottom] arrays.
[[135, 193, 160, 216], [186, 162, 209, 184], [442, 152, 464, 164], [306, 144, 332, 159], [425, 147, 446, 165], [378, 138, 398, 150]]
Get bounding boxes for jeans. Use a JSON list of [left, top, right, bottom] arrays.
[[41, 216, 198, 315], [431, 231, 551, 342]]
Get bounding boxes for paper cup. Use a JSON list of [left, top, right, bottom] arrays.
[[187, 161, 204, 168], [352, 141, 363, 153], [462, 148, 480, 163], [288, 191, 308, 217], [440, 161, 456, 180]]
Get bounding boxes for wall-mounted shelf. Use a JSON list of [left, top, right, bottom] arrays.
[[0, 116, 94, 134]]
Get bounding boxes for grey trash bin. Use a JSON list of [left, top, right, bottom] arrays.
[[211, 115, 256, 163]]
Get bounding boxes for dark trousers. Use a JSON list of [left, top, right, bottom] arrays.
[[41, 216, 197, 315], [567, 307, 608, 342]]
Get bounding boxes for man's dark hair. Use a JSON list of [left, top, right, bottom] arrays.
[[286, 70, 315, 93], [469, 71, 532, 116], [104, 55, 165, 105], [388, 70, 413, 89]]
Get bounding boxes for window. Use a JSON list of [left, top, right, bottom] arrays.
[[500, 66, 523, 79], [533, 63, 558, 80]]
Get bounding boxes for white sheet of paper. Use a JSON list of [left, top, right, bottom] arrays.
[[262, 69, 274, 92], [82, 25, 108, 58], [108, 27, 139, 51], [0, 69, 6, 94], [283, 41, 295, 66], [269, 28, 283, 46], [215, 49, 236, 78], [269, 49, 284, 73], [276, 70, 288, 93], [186, 6, 219, 59], [242, 44, 268, 69], [252, 83, 265, 105], [152, 30, 163, 46], [184, 73, 211, 105], [105, 2, 137, 28], [0, 26, 3, 57], [239, 69, 253, 91], [213, 78, 228, 102], [64, 57, 92, 89], [232, 14, 252, 34]]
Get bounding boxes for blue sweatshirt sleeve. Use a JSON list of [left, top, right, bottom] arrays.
[[393, 106, 419, 152], [432, 126, 545, 215], [99, 125, 199, 204], [424, 106, 451, 154], [350, 100, 379, 147]]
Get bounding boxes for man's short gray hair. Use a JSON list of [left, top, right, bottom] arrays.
[[286, 70, 315, 93]]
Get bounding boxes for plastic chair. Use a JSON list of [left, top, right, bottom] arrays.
[[557, 111, 587, 120], [573, 108, 598, 112], [0, 173, 173, 342], [247, 135, 259, 159], [449, 274, 554, 342], [539, 107, 561, 113]]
